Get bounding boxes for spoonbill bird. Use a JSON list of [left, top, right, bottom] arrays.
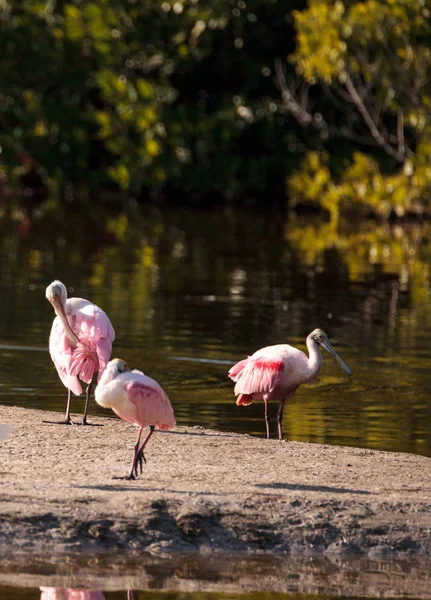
[[95, 358, 176, 480], [228, 329, 351, 440], [46, 280, 115, 425]]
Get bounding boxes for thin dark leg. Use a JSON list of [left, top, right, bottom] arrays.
[[264, 398, 270, 439], [64, 388, 73, 423], [128, 428, 143, 480], [128, 426, 155, 480], [81, 381, 93, 425], [43, 388, 74, 425], [277, 398, 286, 440]]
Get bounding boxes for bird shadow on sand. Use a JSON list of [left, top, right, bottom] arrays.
[[42, 420, 104, 427], [161, 430, 240, 438], [255, 482, 373, 495], [72, 484, 230, 496], [72, 484, 160, 493]]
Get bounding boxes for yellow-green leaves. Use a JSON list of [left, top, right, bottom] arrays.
[[293, 1, 346, 83]]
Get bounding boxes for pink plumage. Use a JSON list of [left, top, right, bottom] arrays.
[[125, 380, 174, 430], [95, 358, 176, 480], [229, 329, 351, 439], [46, 280, 115, 425]]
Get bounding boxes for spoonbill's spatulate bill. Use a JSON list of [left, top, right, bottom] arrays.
[[228, 328, 352, 440], [95, 358, 176, 480], [46, 280, 115, 425]]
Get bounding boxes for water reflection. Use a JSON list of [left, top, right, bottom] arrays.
[[1, 551, 431, 599], [40, 590, 105, 600], [0, 204, 430, 455], [39, 591, 138, 600]]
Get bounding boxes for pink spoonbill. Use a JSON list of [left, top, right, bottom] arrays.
[[95, 358, 176, 480], [46, 280, 115, 425], [228, 329, 351, 440]]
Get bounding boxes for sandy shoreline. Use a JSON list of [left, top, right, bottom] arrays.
[[1, 405, 431, 561]]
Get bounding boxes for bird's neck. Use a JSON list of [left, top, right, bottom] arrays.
[[98, 364, 117, 386], [98, 362, 122, 387], [306, 336, 322, 378]]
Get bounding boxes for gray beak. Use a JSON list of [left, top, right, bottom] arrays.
[[51, 297, 80, 348], [321, 339, 352, 376]]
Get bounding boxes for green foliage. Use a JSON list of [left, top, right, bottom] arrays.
[[289, 142, 431, 220], [287, 0, 431, 219], [1, 0, 430, 213], [0, 0, 301, 200]]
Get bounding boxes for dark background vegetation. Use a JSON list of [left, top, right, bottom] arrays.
[[0, 0, 430, 216]]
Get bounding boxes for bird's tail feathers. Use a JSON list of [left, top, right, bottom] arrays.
[[228, 358, 249, 381], [236, 393, 254, 406]]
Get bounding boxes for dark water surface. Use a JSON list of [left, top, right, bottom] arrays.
[[0, 587, 426, 600], [1, 205, 431, 456], [1, 551, 430, 599]]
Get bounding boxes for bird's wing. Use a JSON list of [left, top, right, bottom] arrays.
[[233, 357, 285, 395], [126, 379, 176, 430], [74, 304, 114, 342], [73, 304, 115, 380], [228, 358, 249, 381], [48, 317, 82, 395]]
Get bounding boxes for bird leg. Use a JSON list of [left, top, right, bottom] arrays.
[[277, 398, 286, 441], [80, 381, 93, 425], [127, 428, 143, 480], [128, 426, 155, 480], [264, 398, 270, 440], [43, 388, 74, 425]]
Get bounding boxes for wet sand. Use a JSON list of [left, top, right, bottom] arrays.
[[1, 405, 431, 561]]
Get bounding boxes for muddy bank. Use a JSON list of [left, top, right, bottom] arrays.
[[1, 405, 431, 560]]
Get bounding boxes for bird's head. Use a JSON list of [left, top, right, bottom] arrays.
[[309, 328, 352, 376], [108, 358, 131, 378], [45, 280, 79, 347], [310, 328, 328, 347], [45, 280, 67, 309]]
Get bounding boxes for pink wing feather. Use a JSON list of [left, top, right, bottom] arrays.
[[232, 357, 285, 396], [228, 358, 249, 382], [126, 380, 176, 430], [49, 317, 82, 395], [49, 303, 115, 395]]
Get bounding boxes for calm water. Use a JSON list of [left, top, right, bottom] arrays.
[[1, 551, 430, 598], [0, 588, 425, 600], [0, 204, 431, 456]]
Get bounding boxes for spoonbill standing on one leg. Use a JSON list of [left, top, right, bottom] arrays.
[[46, 280, 115, 425], [228, 329, 351, 440], [95, 358, 176, 480]]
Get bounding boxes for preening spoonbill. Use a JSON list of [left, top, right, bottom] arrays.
[[46, 280, 115, 425], [95, 358, 176, 480], [228, 329, 351, 440]]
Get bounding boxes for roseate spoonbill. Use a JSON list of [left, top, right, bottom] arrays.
[[95, 358, 176, 480], [228, 329, 351, 440], [46, 280, 115, 425]]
